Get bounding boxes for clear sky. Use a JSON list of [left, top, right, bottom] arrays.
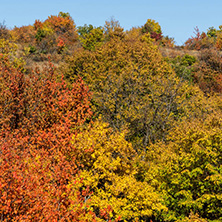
[[1, 0, 222, 45]]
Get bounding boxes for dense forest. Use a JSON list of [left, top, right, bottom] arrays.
[[0, 12, 221, 221]]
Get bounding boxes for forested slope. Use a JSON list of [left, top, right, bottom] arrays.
[[0, 13, 221, 221]]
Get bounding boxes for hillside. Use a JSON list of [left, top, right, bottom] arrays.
[[0, 13, 221, 221]]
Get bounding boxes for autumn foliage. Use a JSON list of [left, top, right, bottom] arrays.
[[0, 54, 95, 221], [1, 13, 222, 221]]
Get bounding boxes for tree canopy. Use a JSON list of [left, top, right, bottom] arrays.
[[0, 12, 222, 221]]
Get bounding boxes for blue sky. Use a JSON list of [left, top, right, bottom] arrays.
[[1, 0, 222, 45]]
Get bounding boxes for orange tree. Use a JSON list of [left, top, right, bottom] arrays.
[[11, 12, 78, 56], [0, 54, 99, 221], [33, 12, 78, 54]]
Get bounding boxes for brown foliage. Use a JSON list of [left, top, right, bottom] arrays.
[[0, 22, 10, 39], [184, 27, 214, 50], [11, 25, 36, 44], [193, 49, 222, 94]]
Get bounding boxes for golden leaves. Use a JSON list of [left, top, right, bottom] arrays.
[[71, 120, 165, 220]]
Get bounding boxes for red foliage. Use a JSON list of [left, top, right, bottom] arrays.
[[57, 37, 65, 47], [0, 131, 89, 221], [150, 31, 162, 41], [184, 26, 208, 50], [34, 20, 43, 30], [57, 37, 66, 53], [0, 56, 92, 132], [0, 55, 94, 220]]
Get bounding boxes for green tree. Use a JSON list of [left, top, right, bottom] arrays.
[[207, 26, 217, 38], [169, 54, 197, 83], [146, 113, 222, 221], [78, 24, 104, 50], [78, 24, 94, 36]]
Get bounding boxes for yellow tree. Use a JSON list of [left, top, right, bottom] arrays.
[[62, 31, 208, 149], [78, 24, 104, 51], [145, 111, 222, 221], [71, 119, 166, 221]]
